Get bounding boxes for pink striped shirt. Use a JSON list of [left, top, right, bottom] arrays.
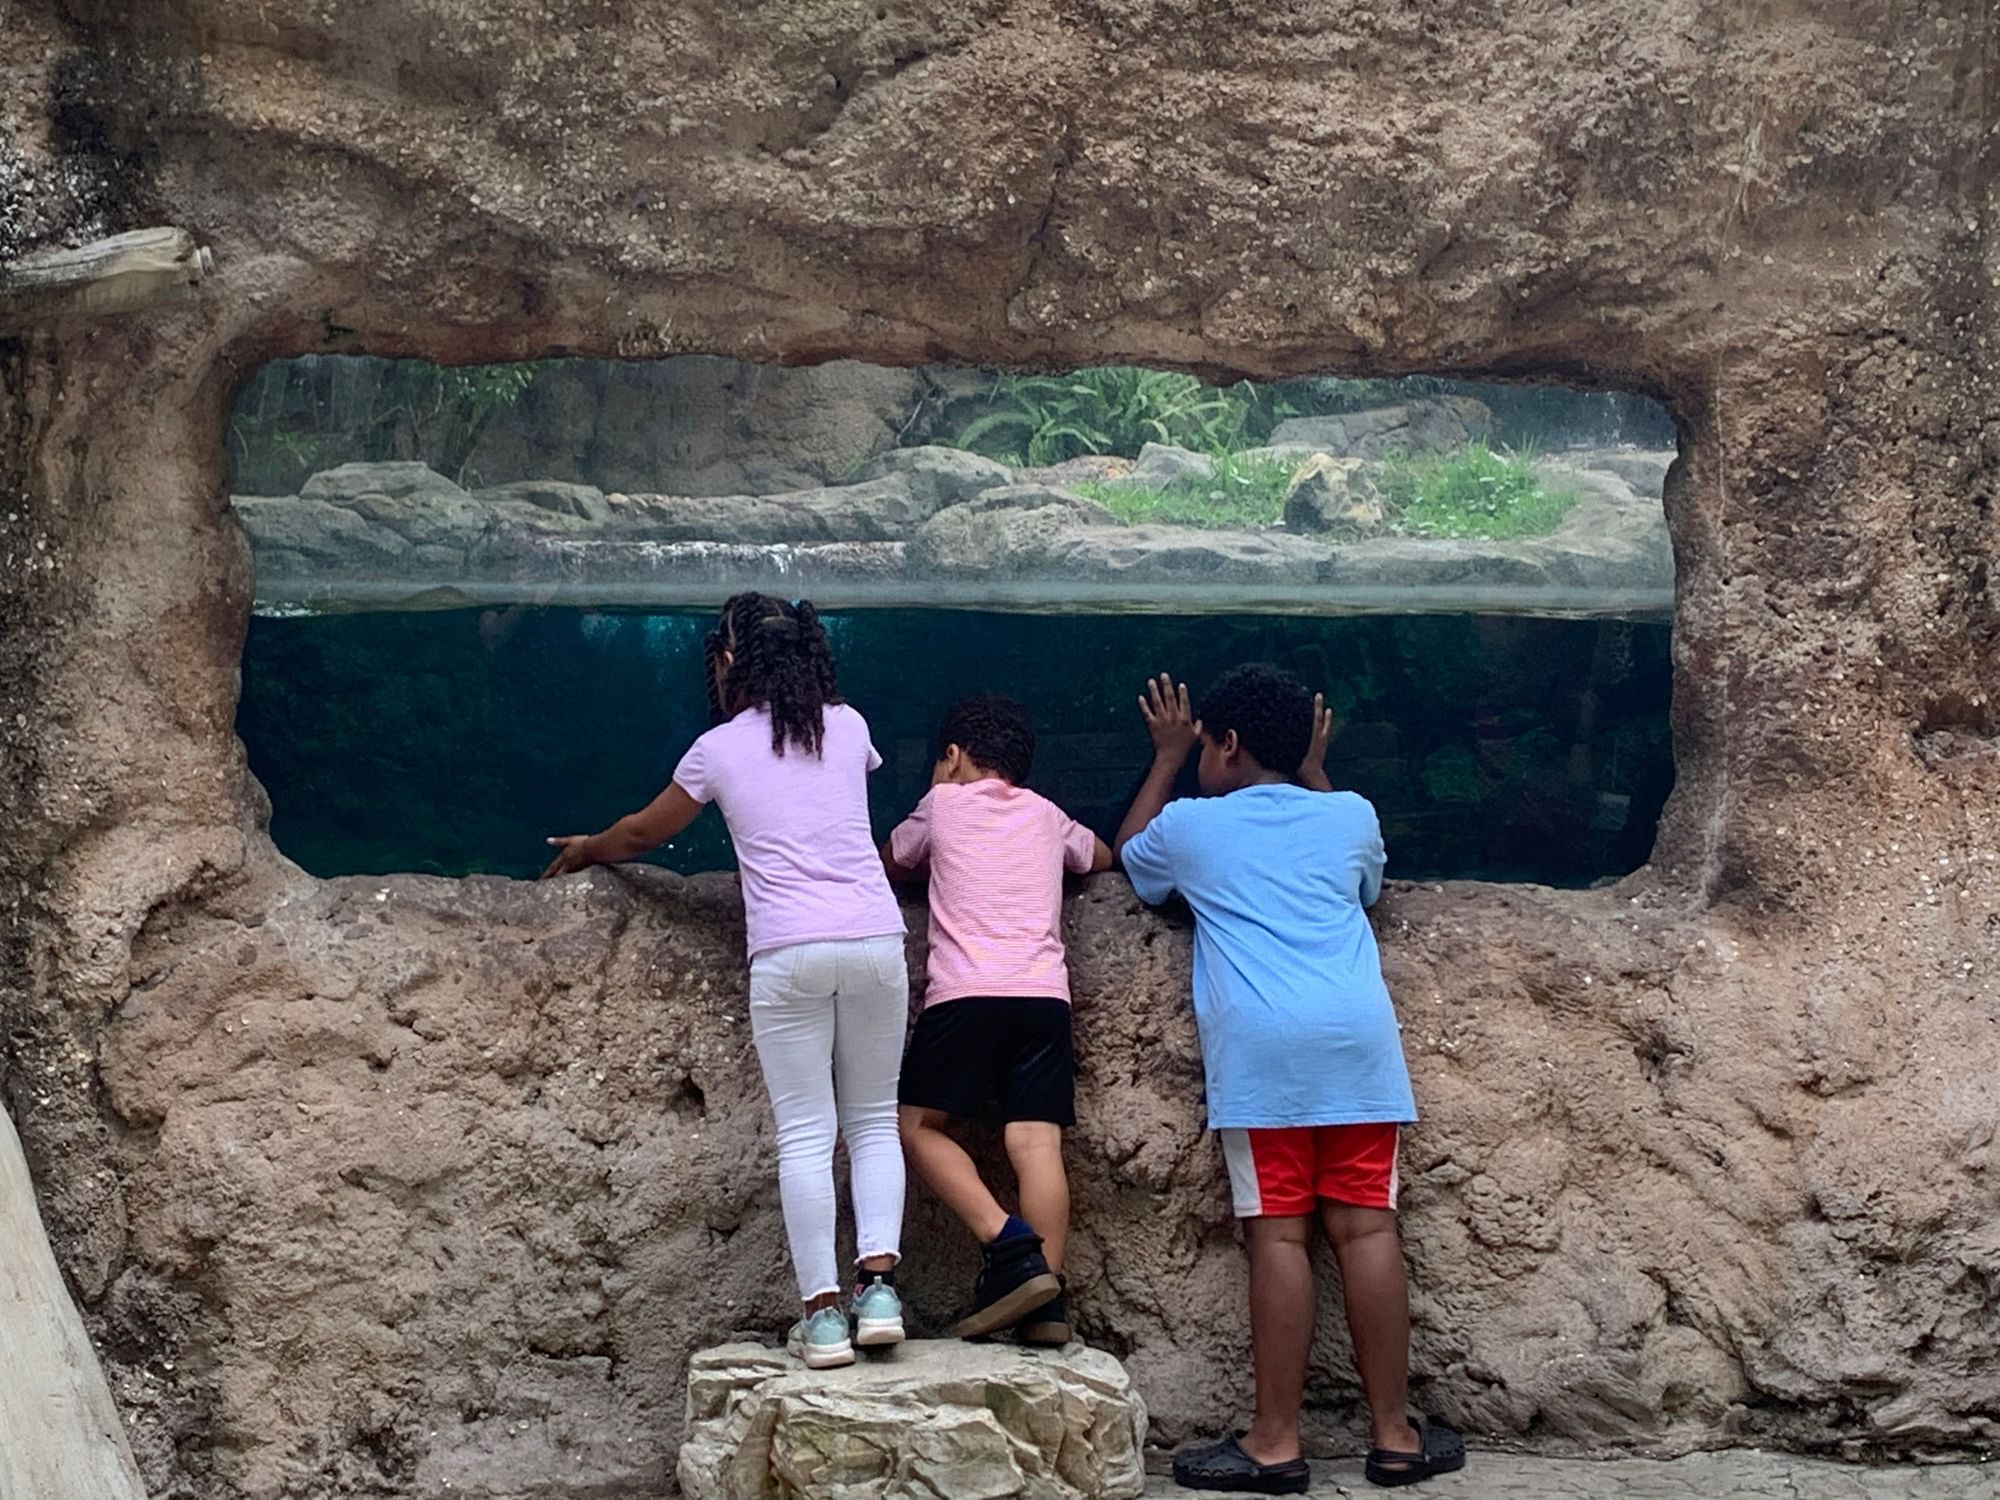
[[888, 779, 1099, 1007]]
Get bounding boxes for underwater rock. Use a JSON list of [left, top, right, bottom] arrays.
[[1282, 453, 1387, 535], [678, 1340, 1147, 1500], [1269, 396, 1494, 458]]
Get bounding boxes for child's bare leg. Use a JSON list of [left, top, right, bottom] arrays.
[[1239, 1214, 1315, 1467], [1320, 1202, 1422, 1456], [1003, 1120, 1068, 1270], [899, 1105, 1008, 1241]]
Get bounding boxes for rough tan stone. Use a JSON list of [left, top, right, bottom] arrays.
[[679, 1340, 1147, 1500]]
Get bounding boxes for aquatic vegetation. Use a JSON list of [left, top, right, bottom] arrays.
[[1076, 452, 1298, 529], [1377, 443, 1580, 540]]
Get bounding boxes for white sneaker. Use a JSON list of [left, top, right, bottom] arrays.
[[787, 1305, 855, 1369], [851, 1276, 905, 1349]]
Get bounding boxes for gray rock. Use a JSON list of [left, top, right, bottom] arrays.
[[850, 444, 1015, 509], [679, 1339, 1147, 1500], [1547, 448, 1676, 497], [908, 486, 1117, 575], [474, 479, 613, 522], [1269, 396, 1494, 458], [613, 475, 930, 543], [1015, 454, 1136, 487], [1282, 454, 1386, 536], [1127, 442, 1215, 487], [234, 495, 416, 574], [299, 461, 471, 505]]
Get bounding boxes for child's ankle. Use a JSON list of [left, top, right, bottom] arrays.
[[986, 1214, 1036, 1246]]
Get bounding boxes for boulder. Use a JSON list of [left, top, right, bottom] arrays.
[[908, 485, 1117, 575], [1282, 454, 1386, 536], [850, 445, 1014, 509], [678, 1340, 1147, 1500], [233, 495, 415, 575], [1268, 396, 1494, 458], [1126, 442, 1215, 487], [300, 461, 471, 505], [1016, 454, 1136, 488], [474, 479, 614, 523], [611, 475, 931, 544], [1549, 448, 1676, 497]]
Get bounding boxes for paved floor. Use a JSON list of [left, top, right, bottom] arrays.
[[1141, 1451, 1997, 1498]]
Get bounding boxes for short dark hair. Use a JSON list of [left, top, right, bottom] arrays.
[[937, 694, 1036, 785], [1198, 663, 1313, 773]]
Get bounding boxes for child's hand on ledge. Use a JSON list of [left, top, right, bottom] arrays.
[[540, 835, 596, 879], [1299, 692, 1334, 792]]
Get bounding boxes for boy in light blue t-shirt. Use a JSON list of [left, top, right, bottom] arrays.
[[1117, 665, 1466, 1495]]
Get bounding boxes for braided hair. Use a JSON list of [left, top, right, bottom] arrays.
[[707, 592, 840, 756]]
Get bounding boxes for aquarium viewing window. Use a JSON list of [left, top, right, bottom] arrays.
[[229, 356, 1679, 887]]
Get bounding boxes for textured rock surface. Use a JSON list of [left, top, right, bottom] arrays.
[[1269, 397, 1494, 458], [679, 1339, 1146, 1500], [2, 2, 1997, 1498]]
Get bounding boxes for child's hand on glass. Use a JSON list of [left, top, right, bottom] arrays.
[[1299, 692, 1335, 792], [1138, 673, 1203, 763]]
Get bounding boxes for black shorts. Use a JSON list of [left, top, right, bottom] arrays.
[[897, 997, 1075, 1127]]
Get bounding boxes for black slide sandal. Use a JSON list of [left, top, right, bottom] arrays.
[[1364, 1416, 1466, 1488], [1171, 1432, 1311, 1494]]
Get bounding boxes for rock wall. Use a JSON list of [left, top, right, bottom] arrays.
[[2, 3, 1996, 1499]]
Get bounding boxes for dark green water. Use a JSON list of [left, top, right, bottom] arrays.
[[237, 607, 1674, 887]]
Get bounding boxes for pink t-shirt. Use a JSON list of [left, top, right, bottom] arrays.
[[887, 779, 1099, 1007], [673, 703, 905, 960]]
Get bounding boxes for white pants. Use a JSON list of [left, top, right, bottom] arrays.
[[748, 935, 909, 1300]]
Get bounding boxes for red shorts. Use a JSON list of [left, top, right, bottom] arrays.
[[1218, 1124, 1401, 1217]]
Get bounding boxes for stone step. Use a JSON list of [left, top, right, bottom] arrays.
[[679, 1338, 1147, 1500]]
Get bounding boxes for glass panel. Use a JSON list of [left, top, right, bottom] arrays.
[[229, 356, 1677, 884]]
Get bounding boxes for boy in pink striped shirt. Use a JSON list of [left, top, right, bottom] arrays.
[[885, 694, 1113, 1342]]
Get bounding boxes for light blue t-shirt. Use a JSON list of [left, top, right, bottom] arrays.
[[1122, 784, 1417, 1130]]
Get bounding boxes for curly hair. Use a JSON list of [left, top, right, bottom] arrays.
[[936, 694, 1037, 785], [705, 592, 840, 756], [1197, 663, 1313, 774]]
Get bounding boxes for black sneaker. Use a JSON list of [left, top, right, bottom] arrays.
[[1018, 1274, 1071, 1346], [952, 1231, 1063, 1339]]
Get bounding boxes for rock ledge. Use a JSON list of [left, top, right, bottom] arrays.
[[679, 1339, 1148, 1500]]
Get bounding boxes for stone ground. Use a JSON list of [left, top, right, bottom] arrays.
[[1140, 1452, 1998, 1498]]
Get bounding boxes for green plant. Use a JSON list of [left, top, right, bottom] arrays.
[[1077, 451, 1298, 530], [1377, 443, 1579, 540], [952, 367, 1252, 465]]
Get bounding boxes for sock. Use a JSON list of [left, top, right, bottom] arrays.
[[988, 1215, 1036, 1247]]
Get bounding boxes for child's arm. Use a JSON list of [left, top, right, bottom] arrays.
[[1297, 692, 1335, 792], [1115, 673, 1201, 859], [1086, 835, 1115, 873], [882, 791, 935, 883], [541, 782, 703, 878], [881, 840, 925, 882]]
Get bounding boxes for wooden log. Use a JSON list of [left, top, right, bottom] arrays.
[[0, 1105, 148, 1500], [0, 227, 214, 326]]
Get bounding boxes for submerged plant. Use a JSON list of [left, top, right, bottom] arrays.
[[1376, 443, 1579, 540]]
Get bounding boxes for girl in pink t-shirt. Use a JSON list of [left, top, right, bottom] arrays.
[[541, 593, 907, 1370]]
